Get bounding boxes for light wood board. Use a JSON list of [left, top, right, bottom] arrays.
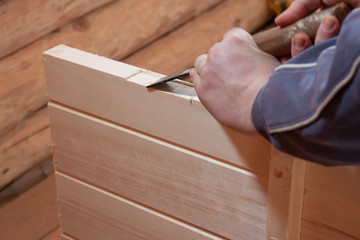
[[56, 172, 226, 240], [44, 45, 270, 174], [49, 102, 268, 239]]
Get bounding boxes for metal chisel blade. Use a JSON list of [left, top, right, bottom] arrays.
[[146, 68, 192, 88]]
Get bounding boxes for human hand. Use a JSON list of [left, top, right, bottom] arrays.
[[277, 0, 358, 58], [190, 28, 280, 135]]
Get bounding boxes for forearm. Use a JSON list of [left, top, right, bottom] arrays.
[[252, 9, 360, 165]]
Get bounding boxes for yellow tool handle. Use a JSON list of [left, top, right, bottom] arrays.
[[253, 2, 352, 57]]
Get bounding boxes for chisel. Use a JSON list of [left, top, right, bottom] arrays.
[[146, 2, 351, 88]]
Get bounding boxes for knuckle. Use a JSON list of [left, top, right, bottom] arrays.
[[208, 43, 221, 59]]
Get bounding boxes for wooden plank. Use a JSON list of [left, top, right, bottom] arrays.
[[49, 103, 268, 239], [0, 175, 59, 240], [0, 107, 51, 189], [0, 0, 221, 140], [266, 150, 306, 239], [0, 0, 113, 59], [56, 172, 226, 240], [305, 161, 360, 209], [302, 190, 360, 239], [124, 0, 273, 75], [44, 45, 270, 173], [301, 219, 357, 240]]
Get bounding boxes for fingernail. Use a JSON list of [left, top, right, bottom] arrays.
[[323, 17, 336, 32], [189, 69, 195, 78], [293, 36, 307, 50]]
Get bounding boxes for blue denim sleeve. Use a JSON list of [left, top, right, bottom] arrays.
[[251, 8, 360, 166]]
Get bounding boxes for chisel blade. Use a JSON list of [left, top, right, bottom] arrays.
[[146, 68, 192, 88]]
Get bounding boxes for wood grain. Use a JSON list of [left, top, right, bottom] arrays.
[[0, 0, 113, 59], [301, 219, 357, 240], [302, 190, 360, 239], [44, 45, 270, 173], [266, 150, 306, 240], [266, 148, 294, 240], [49, 103, 268, 239], [286, 158, 306, 240], [57, 172, 226, 240], [305, 162, 360, 209], [0, 107, 51, 189], [124, 0, 273, 75], [0, 175, 58, 240]]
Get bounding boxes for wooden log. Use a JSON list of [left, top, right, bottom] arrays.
[[124, 0, 273, 75], [0, 175, 59, 240], [49, 103, 268, 239], [57, 172, 226, 240], [0, 107, 51, 189], [0, 158, 53, 205], [0, 0, 222, 187], [0, 106, 48, 153], [0, 0, 113, 59]]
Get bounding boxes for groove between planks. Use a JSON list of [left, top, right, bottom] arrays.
[[49, 101, 267, 239], [49, 101, 265, 179]]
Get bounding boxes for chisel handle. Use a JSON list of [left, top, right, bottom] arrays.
[[253, 2, 352, 57]]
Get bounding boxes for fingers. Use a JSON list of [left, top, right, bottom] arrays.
[[315, 15, 340, 44], [275, 0, 323, 27], [291, 32, 312, 57], [290, 15, 339, 58], [190, 54, 208, 88]]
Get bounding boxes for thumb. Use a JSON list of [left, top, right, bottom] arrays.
[[291, 32, 312, 57]]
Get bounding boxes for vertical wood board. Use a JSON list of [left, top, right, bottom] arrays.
[[266, 148, 294, 240]]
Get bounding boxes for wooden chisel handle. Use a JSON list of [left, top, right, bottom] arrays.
[[253, 2, 352, 57]]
